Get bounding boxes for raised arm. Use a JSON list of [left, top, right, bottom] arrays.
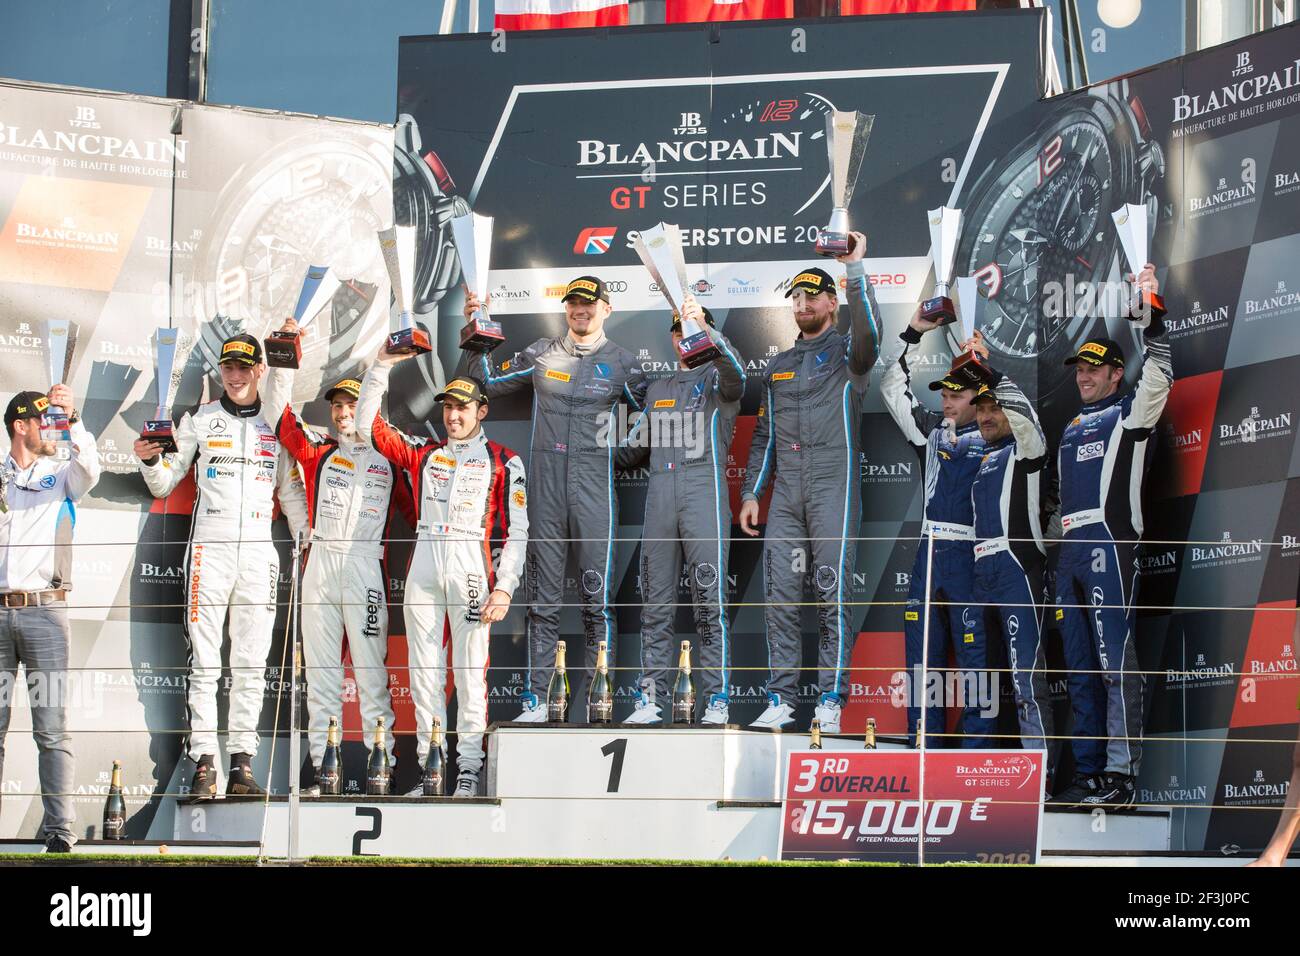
[[356, 364, 426, 473], [990, 371, 1046, 462], [843, 255, 882, 379], [64, 419, 102, 501], [879, 326, 943, 451]]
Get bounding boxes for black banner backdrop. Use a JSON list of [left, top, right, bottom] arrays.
[[395, 12, 1300, 852]]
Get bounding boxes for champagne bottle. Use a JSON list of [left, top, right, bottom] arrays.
[[423, 717, 445, 796], [365, 717, 391, 796], [102, 760, 126, 840], [588, 641, 613, 724], [810, 719, 823, 750], [672, 640, 695, 724], [319, 716, 342, 795], [547, 641, 570, 722], [865, 717, 878, 751]]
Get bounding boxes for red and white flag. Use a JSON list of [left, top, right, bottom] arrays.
[[665, 0, 793, 22], [494, 0, 629, 31], [840, 0, 976, 14]]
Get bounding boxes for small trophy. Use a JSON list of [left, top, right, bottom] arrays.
[[450, 212, 504, 353], [378, 225, 432, 355], [265, 264, 339, 368], [814, 110, 875, 258], [950, 276, 992, 387], [918, 206, 963, 326], [142, 327, 189, 453], [42, 319, 79, 459], [633, 222, 718, 368], [1111, 203, 1166, 322]]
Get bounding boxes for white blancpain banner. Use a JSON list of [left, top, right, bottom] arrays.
[[487, 256, 928, 314]]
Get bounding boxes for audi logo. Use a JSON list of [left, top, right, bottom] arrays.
[[603, 280, 628, 293]]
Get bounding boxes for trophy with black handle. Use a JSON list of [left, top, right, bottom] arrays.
[[814, 110, 875, 258], [633, 222, 718, 368], [141, 327, 191, 454], [1112, 203, 1166, 322], [950, 275, 992, 387], [450, 212, 504, 352], [265, 264, 339, 368], [378, 225, 432, 354]]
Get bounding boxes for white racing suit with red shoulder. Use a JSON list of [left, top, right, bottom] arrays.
[[357, 365, 528, 775]]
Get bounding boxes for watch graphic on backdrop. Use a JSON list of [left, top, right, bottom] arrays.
[[952, 79, 1166, 400]]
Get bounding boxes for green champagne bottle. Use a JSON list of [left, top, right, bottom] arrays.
[[102, 760, 126, 840], [671, 640, 695, 724], [365, 718, 391, 796], [588, 641, 613, 724], [423, 717, 445, 796], [547, 641, 570, 722], [319, 716, 342, 795]]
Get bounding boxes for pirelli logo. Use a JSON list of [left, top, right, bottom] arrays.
[[545, 369, 572, 383], [653, 399, 676, 408], [772, 371, 795, 381], [1080, 343, 1108, 357], [433, 454, 456, 467], [334, 456, 355, 469], [1055, 608, 1065, 621], [792, 273, 821, 287], [224, 341, 255, 356], [905, 611, 919, 621], [568, 279, 598, 294]]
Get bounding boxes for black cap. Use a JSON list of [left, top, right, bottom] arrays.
[[971, 382, 998, 404], [435, 377, 487, 406], [562, 276, 610, 304], [1064, 337, 1126, 369], [928, 373, 976, 393], [323, 378, 361, 402], [783, 268, 837, 297], [5, 391, 49, 431], [219, 333, 262, 366], [670, 306, 715, 332]]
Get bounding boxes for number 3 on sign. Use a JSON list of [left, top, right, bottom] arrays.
[[793, 758, 819, 793]]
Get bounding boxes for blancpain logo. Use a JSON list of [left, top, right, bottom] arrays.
[[139, 563, 185, 580], [578, 132, 801, 166], [0, 121, 187, 163], [1164, 426, 1203, 451], [1165, 301, 1229, 337], [1275, 169, 1300, 195], [1139, 775, 1209, 804], [1165, 659, 1234, 684], [145, 236, 200, 255], [1171, 55, 1300, 122], [1190, 532, 1263, 566], [99, 341, 152, 358], [1219, 406, 1293, 445], [15, 220, 119, 249], [1139, 549, 1177, 572], [1188, 179, 1256, 213], [1223, 777, 1289, 801], [1242, 286, 1300, 317], [491, 284, 531, 301]]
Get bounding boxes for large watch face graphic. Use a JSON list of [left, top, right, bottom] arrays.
[[192, 132, 394, 403], [956, 105, 1127, 392]]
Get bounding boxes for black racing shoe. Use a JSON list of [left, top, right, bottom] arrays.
[[1079, 773, 1137, 812], [1048, 773, 1103, 810], [190, 755, 219, 800], [225, 753, 267, 799], [44, 835, 73, 854]]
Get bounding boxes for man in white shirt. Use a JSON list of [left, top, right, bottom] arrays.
[[0, 385, 101, 852]]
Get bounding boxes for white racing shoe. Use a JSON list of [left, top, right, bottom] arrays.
[[623, 692, 663, 725], [749, 693, 795, 730], [813, 693, 843, 734], [514, 692, 548, 723], [453, 771, 480, 798], [700, 694, 729, 725]]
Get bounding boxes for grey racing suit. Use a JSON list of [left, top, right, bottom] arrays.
[[463, 332, 647, 710], [615, 326, 746, 715], [741, 259, 882, 704]]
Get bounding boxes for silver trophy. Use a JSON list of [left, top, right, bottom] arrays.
[[1111, 203, 1165, 322], [815, 110, 875, 258], [450, 212, 504, 353], [918, 206, 963, 326], [42, 319, 79, 459], [142, 327, 193, 453], [266, 264, 341, 368], [951, 275, 991, 387], [633, 222, 718, 369], [378, 225, 431, 354]]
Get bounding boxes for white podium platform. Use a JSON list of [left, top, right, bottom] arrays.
[[147, 726, 1179, 862]]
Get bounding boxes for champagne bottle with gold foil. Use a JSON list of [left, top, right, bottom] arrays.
[[810, 719, 823, 750], [588, 641, 613, 724], [103, 760, 126, 840], [547, 641, 570, 722], [319, 717, 342, 795], [865, 717, 878, 750], [672, 640, 695, 724], [365, 718, 391, 796], [423, 717, 445, 796]]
